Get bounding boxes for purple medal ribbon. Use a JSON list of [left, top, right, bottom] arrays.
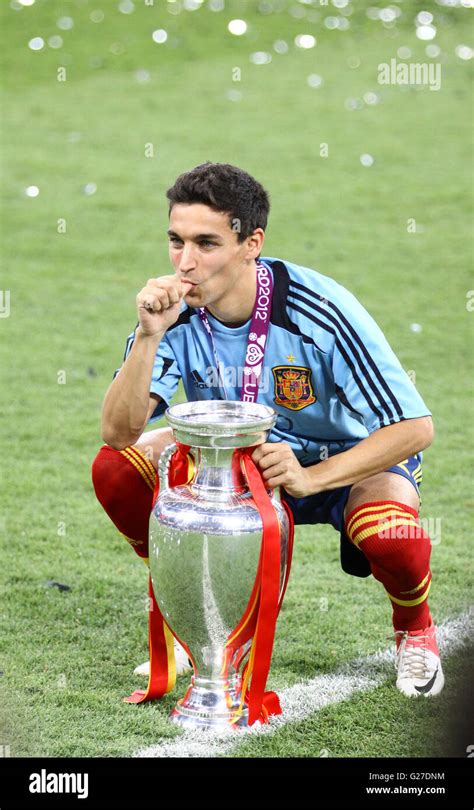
[[198, 261, 273, 403]]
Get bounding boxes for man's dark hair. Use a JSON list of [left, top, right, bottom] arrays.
[[166, 162, 270, 241]]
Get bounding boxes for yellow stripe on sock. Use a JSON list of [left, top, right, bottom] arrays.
[[120, 448, 154, 489], [129, 446, 156, 480], [121, 536, 149, 566], [352, 518, 418, 548], [122, 533, 143, 548], [387, 580, 431, 607], [120, 448, 155, 491], [346, 503, 407, 536], [348, 507, 408, 539], [125, 446, 157, 488], [400, 571, 430, 595]]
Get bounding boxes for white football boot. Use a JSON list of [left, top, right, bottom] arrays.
[[394, 619, 444, 697], [133, 638, 192, 678]]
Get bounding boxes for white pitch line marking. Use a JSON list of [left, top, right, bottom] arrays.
[[135, 609, 473, 759]]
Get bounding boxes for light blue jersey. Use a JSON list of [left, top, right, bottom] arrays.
[[119, 258, 430, 465]]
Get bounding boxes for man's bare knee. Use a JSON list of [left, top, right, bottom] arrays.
[[133, 427, 174, 469]]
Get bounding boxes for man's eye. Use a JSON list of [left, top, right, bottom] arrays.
[[200, 240, 215, 248], [169, 237, 183, 246]]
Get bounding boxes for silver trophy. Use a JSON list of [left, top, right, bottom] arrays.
[[149, 401, 290, 730]]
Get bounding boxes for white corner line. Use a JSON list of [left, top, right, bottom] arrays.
[[134, 609, 473, 759]]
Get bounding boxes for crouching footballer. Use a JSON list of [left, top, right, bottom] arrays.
[[92, 162, 444, 698]]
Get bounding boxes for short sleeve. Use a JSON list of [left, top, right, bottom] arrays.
[[330, 295, 431, 434], [148, 336, 181, 421]]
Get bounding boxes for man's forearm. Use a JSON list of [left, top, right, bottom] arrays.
[[101, 326, 163, 448], [306, 417, 434, 494]]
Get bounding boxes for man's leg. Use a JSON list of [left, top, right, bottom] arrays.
[[91, 428, 173, 561], [343, 470, 444, 696], [91, 428, 193, 676]]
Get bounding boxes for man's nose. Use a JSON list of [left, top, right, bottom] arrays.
[[178, 244, 197, 273]]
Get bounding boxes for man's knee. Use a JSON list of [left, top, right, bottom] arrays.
[[91, 445, 118, 496], [92, 445, 140, 511], [91, 444, 155, 545], [344, 472, 420, 523], [132, 427, 174, 469]]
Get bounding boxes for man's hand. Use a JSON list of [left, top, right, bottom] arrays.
[[251, 441, 313, 498], [136, 275, 193, 337]]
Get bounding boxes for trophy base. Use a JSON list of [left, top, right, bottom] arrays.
[[170, 677, 249, 731]]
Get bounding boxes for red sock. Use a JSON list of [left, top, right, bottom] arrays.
[[92, 445, 157, 563], [345, 501, 432, 631]]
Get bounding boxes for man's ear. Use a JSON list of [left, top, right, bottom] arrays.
[[245, 228, 265, 260]]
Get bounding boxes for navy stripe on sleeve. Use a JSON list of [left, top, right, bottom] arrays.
[[289, 280, 404, 420], [158, 357, 174, 380], [287, 290, 395, 423], [335, 384, 364, 419], [123, 324, 138, 361]]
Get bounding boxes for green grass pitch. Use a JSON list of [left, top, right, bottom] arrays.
[[0, 0, 473, 760]]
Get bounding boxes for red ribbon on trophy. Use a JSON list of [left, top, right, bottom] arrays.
[[226, 451, 295, 725]]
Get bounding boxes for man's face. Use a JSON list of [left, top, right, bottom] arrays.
[[167, 203, 261, 308]]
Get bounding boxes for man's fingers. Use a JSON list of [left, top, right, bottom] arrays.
[[138, 285, 180, 312], [256, 451, 289, 470], [266, 475, 288, 490], [153, 280, 183, 303], [261, 462, 288, 481], [252, 443, 292, 468], [179, 278, 195, 293], [139, 296, 165, 313], [250, 441, 302, 492], [157, 289, 173, 309], [139, 294, 162, 313], [168, 287, 181, 305], [139, 276, 188, 309], [251, 442, 286, 462]]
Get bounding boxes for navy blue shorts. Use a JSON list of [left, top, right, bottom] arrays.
[[282, 455, 423, 578]]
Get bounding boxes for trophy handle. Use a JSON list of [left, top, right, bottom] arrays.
[[158, 442, 177, 492]]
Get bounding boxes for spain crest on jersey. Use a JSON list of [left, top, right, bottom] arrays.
[[272, 366, 317, 411]]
